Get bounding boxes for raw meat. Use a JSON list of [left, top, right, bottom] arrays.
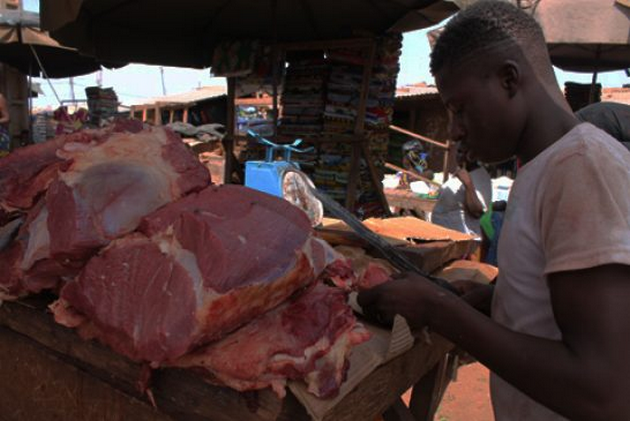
[[1, 122, 370, 399], [0, 120, 144, 212], [47, 124, 209, 261], [325, 246, 395, 291], [173, 282, 371, 399], [55, 185, 336, 363], [0, 124, 210, 299]]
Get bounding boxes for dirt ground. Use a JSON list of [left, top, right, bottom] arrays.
[[434, 363, 493, 421], [398, 362, 494, 421]]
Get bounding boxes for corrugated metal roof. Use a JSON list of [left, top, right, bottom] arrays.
[[602, 87, 630, 106], [134, 86, 227, 107], [395, 83, 439, 99]]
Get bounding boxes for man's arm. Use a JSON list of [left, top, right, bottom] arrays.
[[358, 264, 630, 421], [455, 169, 485, 218]]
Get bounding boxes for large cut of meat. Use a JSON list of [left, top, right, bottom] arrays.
[[1, 122, 370, 399], [0, 123, 210, 299], [0, 120, 144, 212], [173, 282, 370, 399], [55, 184, 336, 363]]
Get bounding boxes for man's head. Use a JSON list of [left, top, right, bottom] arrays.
[[431, 1, 561, 163]]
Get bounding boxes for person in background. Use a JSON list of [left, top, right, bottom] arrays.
[[359, 2, 630, 420], [575, 101, 630, 149], [480, 199, 506, 266], [430, 151, 492, 238], [401, 139, 432, 185], [0, 93, 10, 157]]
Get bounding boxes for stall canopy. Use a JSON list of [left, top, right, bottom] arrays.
[[529, 0, 630, 73], [453, 0, 630, 73], [40, 0, 459, 68], [0, 24, 124, 78]]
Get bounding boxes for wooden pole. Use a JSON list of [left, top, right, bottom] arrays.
[[271, 0, 279, 141], [272, 49, 280, 141], [384, 162, 442, 187], [154, 106, 161, 125], [389, 124, 449, 149], [223, 77, 236, 184], [345, 40, 377, 212], [442, 140, 453, 183], [589, 45, 601, 105], [362, 142, 393, 217]]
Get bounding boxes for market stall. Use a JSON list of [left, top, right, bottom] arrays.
[[0, 3, 478, 420], [0, 119, 484, 421], [0, 215, 478, 421], [219, 36, 399, 218]]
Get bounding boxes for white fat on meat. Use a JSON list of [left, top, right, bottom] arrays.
[[152, 230, 218, 311], [57, 129, 181, 238], [20, 206, 50, 270]]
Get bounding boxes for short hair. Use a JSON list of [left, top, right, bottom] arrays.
[[430, 1, 549, 76]]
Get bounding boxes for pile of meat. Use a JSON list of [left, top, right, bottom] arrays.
[[0, 121, 369, 399]]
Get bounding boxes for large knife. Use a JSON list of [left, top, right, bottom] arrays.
[[304, 179, 458, 294]]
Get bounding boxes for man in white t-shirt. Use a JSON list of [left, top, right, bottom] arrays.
[[359, 2, 630, 420]]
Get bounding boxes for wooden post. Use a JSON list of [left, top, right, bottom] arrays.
[[141, 108, 147, 122], [169, 109, 175, 124], [389, 125, 449, 149], [272, 47, 280, 142], [223, 77, 236, 184], [409, 108, 417, 132], [345, 40, 377, 212], [362, 143, 392, 217], [182, 107, 189, 124], [442, 140, 453, 183], [154, 105, 162, 126]]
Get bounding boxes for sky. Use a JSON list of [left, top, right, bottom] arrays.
[[28, 12, 629, 109]]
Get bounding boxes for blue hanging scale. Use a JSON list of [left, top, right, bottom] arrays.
[[244, 130, 313, 197]]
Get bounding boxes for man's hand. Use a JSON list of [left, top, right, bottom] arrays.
[[357, 273, 453, 329], [455, 168, 473, 187], [455, 168, 485, 217], [451, 280, 494, 317]]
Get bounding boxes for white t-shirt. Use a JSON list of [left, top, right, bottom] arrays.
[[491, 123, 630, 420], [430, 167, 492, 237]]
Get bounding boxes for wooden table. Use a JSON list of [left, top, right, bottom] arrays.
[[0, 295, 454, 421], [384, 189, 438, 219]]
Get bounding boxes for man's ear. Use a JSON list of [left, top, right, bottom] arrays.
[[498, 60, 520, 98]]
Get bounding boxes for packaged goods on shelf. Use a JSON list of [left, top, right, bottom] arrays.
[[85, 87, 118, 125]]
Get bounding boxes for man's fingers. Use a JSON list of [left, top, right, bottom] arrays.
[[450, 279, 481, 296], [391, 271, 407, 280], [357, 288, 377, 309]]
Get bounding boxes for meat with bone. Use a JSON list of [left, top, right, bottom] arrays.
[[0, 124, 210, 299], [55, 184, 337, 363], [172, 282, 371, 399]]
